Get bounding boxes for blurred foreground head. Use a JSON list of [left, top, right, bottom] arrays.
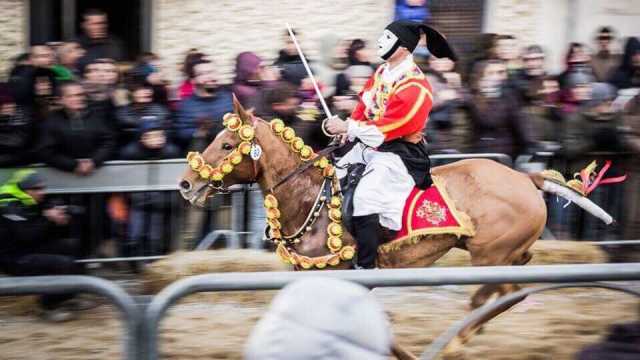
[[244, 277, 393, 360]]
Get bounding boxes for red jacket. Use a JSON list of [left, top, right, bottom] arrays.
[[351, 64, 433, 141]]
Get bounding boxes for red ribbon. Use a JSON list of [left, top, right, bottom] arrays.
[[579, 160, 627, 196]]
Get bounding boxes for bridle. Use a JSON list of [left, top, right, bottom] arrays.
[[187, 113, 262, 198]]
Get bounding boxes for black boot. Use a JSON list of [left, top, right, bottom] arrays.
[[352, 214, 381, 269]]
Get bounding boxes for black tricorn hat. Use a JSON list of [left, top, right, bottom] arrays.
[[385, 20, 457, 61]]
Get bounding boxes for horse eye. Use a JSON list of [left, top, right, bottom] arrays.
[[222, 143, 233, 150]]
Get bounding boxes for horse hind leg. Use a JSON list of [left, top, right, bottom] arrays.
[[454, 249, 533, 345]]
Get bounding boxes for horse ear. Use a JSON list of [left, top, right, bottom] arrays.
[[232, 93, 251, 124]]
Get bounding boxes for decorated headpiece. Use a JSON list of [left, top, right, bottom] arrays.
[[377, 20, 457, 61]]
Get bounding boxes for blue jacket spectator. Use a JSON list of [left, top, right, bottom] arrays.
[[173, 59, 233, 149], [394, 0, 431, 23]]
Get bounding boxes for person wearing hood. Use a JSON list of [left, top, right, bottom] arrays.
[[557, 42, 596, 90], [609, 36, 640, 90], [0, 170, 87, 322], [232, 52, 278, 108], [314, 33, 347, 97], [244, 277, 393, 359]]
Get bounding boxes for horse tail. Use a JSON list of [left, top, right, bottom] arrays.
[[528, 173, 616, 225]]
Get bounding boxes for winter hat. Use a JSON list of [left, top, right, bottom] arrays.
[[379, 20, 456, 61], [138, 115, 163, 134], [244, 277, 393, 360], [523, 45, 545, 58], [16, 170, 46, 191], [591, 82, 616, 104], [567, 71, 594, 88]]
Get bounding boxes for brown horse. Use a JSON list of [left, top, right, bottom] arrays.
[[178, 98, 614, 355]]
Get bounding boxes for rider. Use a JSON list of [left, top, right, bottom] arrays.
[[325, 20, 456, 269]]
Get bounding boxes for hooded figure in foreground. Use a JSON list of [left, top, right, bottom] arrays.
[[244, 277, 393, 359]]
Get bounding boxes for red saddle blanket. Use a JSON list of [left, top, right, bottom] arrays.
[[383, 176, 475, 251]]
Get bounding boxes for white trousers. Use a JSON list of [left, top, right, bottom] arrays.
[[336, 143, 415, 231]]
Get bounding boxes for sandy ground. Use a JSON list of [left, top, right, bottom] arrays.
[[0, 245, 637, 359], [0, 284, 637, 359]]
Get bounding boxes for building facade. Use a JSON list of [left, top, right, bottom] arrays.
[[1, 0, 639, 81]]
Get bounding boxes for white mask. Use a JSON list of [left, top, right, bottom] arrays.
[[377, 29, 399, 60]]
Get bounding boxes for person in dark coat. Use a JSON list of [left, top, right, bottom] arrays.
[[37, 81, 115, 175], [461, 59, 533, 158], [0, 170, 86, 322], [116, 83, 171, 149], [609, 36, 640, 90], [0, 83, 37, 167], [76, 8, 125, 71]]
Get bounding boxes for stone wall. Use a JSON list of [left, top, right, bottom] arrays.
[[0, 0, 26, 80], [153, 0, 394, 83]]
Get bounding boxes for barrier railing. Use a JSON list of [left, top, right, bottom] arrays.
[[422, 282, 640, 359], [0, 275, 140, 360], [142, 263, 640, 359]]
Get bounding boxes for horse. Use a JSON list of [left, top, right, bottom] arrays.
[[178, 97, 615, 356]]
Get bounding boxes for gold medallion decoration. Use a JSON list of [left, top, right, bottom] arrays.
[[188, 114, 355, 269]]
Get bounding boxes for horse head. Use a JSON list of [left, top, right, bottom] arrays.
[[178, 95, 262, 207]]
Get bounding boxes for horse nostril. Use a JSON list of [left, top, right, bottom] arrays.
[[179, 180, 192, 191]]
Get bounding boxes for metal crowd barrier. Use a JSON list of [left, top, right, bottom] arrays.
[[422, 282, 640, 359], [142, 263, 640, 359], [0, 275, 140, 360]]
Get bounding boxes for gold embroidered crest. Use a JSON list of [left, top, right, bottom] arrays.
[[416, 200, 447, 225]]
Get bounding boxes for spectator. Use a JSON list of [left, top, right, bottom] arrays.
[[314, 34, 346, 97], [116, 83, 170, 149], [8, 44, 56, 107], [177, 51, 205, 100], [0, 83, 37, 167], [461, 59, 532, 158], [560, 71, 594, 117], [347, 39, 373, 67], [37, 81, 115, 175], [258, 81, 326, 150], [610, 37, 640, 90], [174, 59, 233, 150], [496, 34, 520, 73], [232, 52, 277, 108], [244, 277, 393, 360], [119, 98, 178, 160], [274, 29, 302, 67], [526, 75, 564, 150], [591, 26, 622, 82], [465, 33, 499, 80], [119, 118, 179, 260], [0, 170, 87, 322], [513, 45, 547, 105], [423, 56, 464, 152], [52, 41, 85, 81], [77, 8, 125, 70], [558, 42, 595, 90], [394, 0, 431, 23], [623, 94, 640, 239], [563, 82, 628, 157], [333, 65, 374, 119], [129, 52, 171, 107]]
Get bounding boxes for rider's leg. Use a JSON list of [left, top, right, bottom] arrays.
[[352, 214, 381, 269]]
